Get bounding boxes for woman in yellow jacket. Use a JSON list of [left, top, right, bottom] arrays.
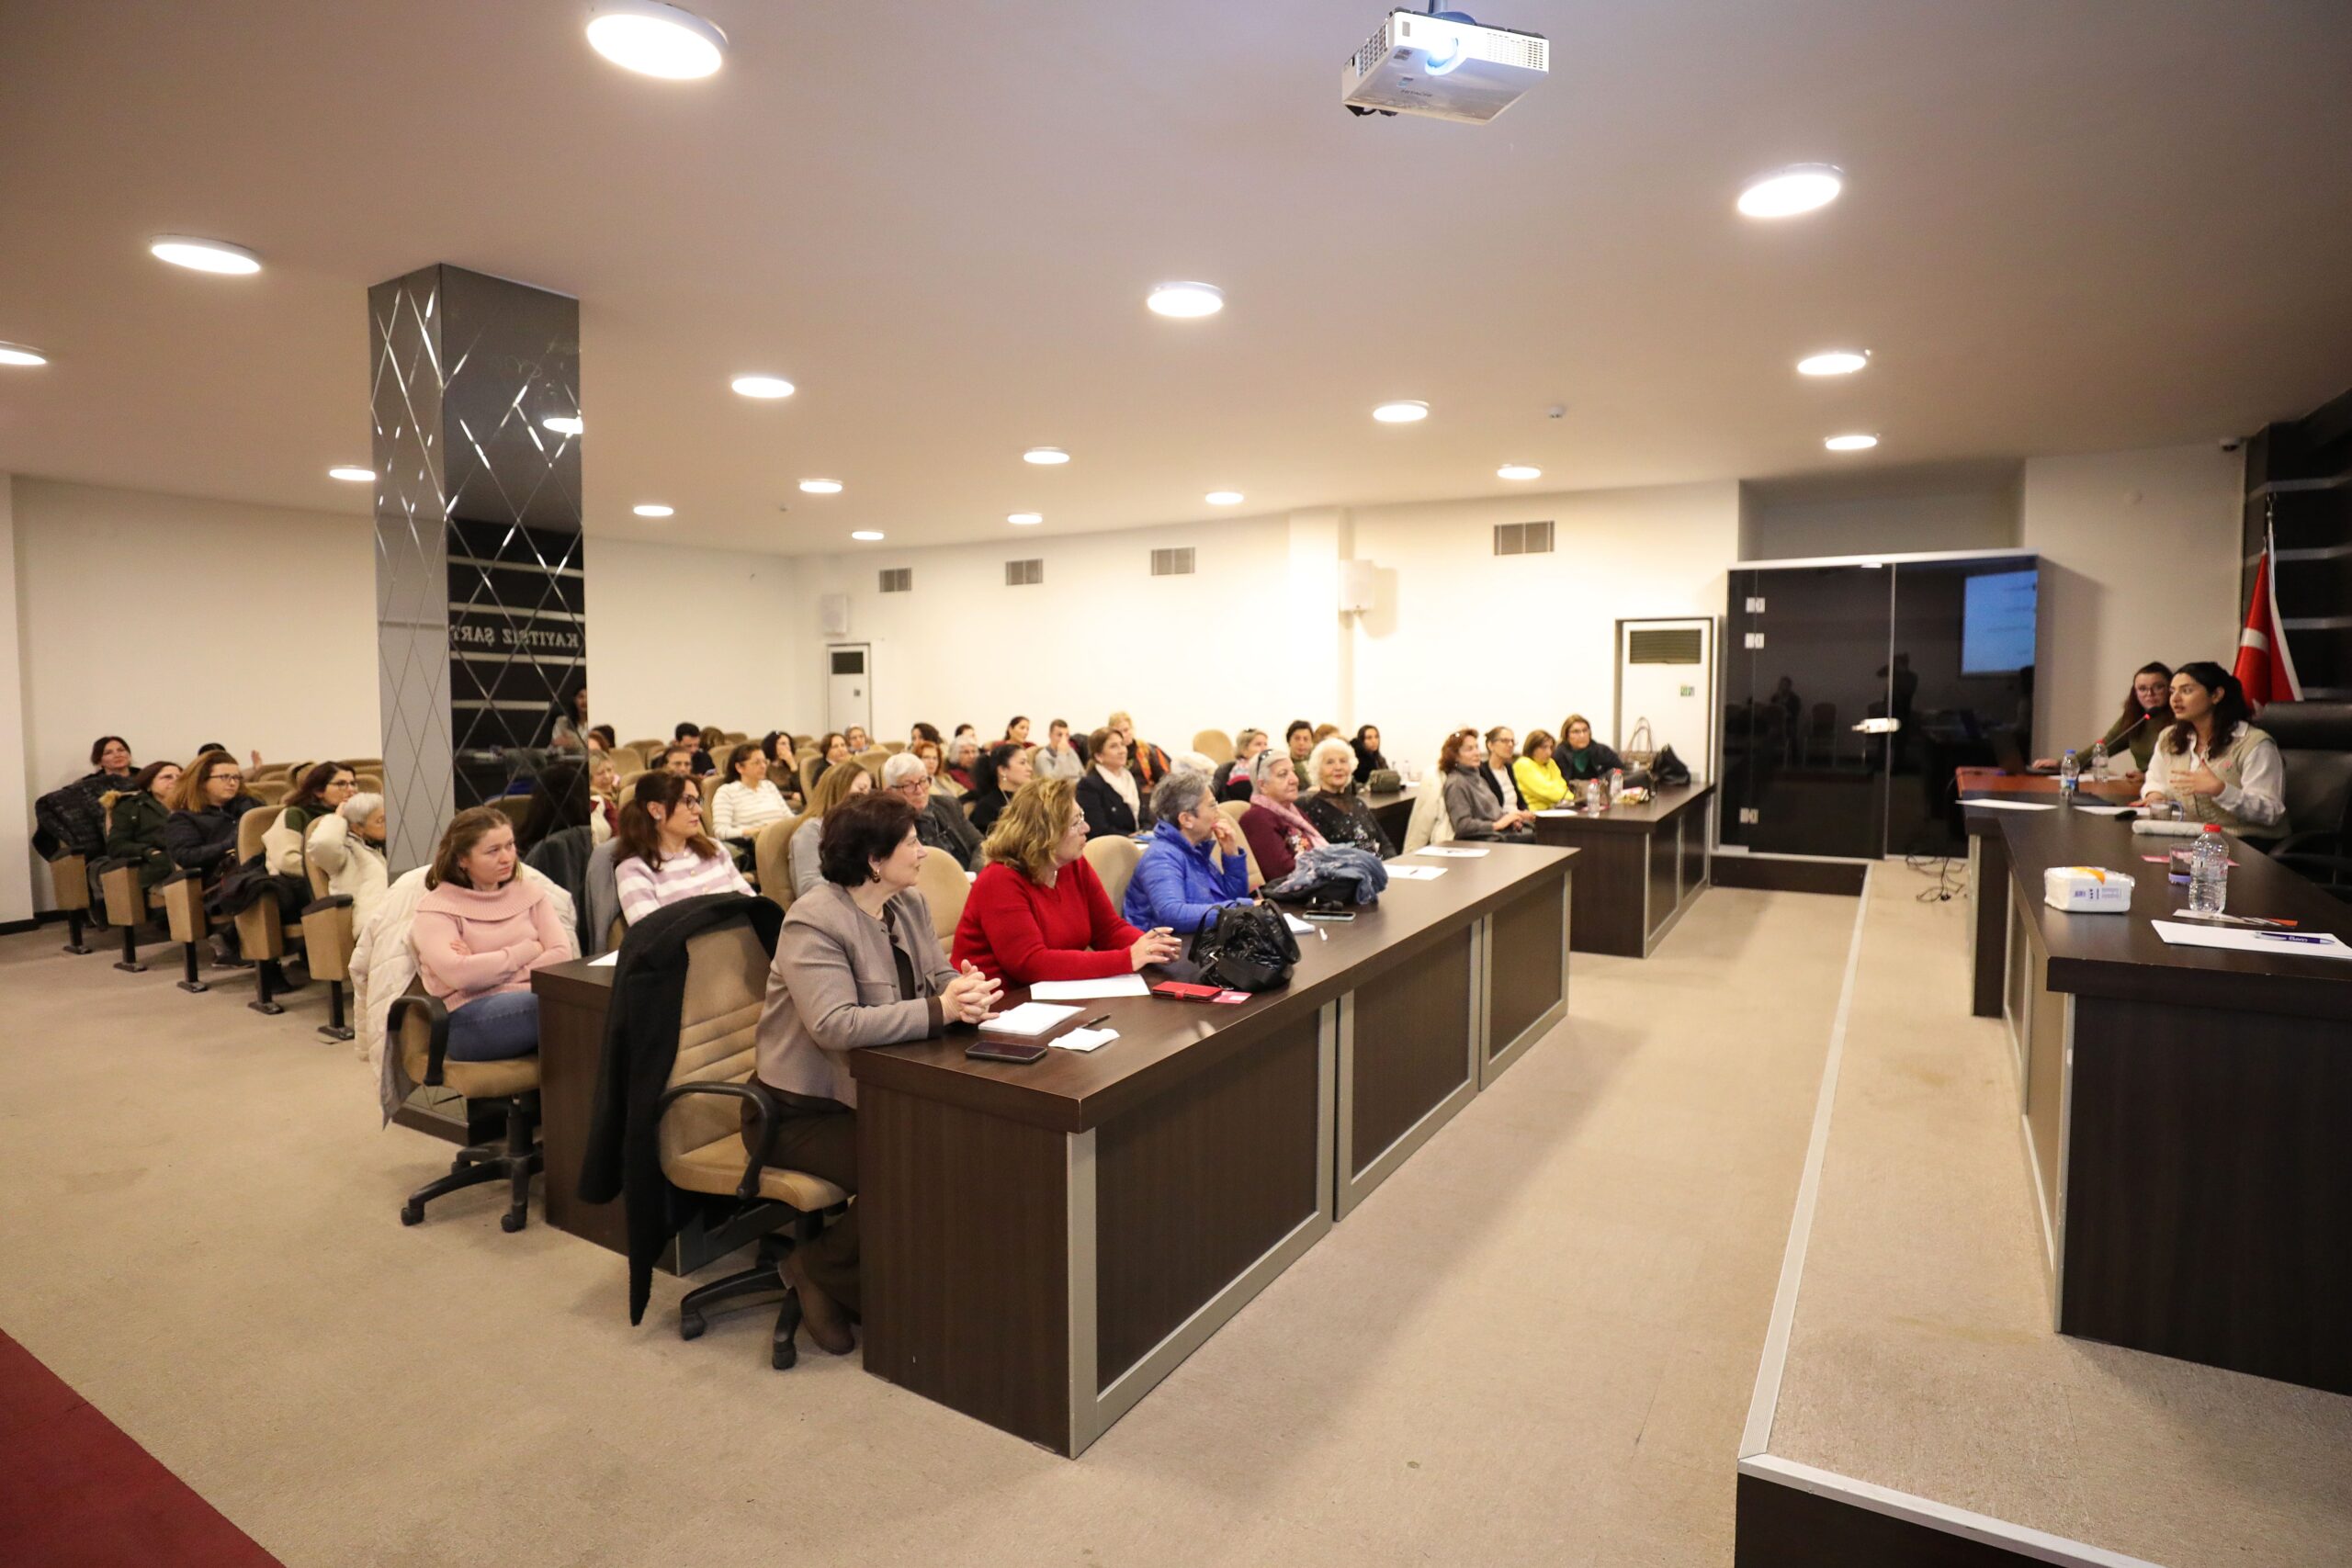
[[1512, 728, 1572, 811]]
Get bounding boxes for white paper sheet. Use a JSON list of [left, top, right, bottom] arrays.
[[1535, 808, 1582, 818], [1283, 913, 1315, 935], [978, 1000, 1083, 1037], [587, 951, 619, 967], [1054, 1026, 1120, 1054], [1027, 974, 1150, 1000], [2151, 919, 2352, 961], [1415, 846, 1490, 858], [1385, 863, 1448, 880], [1960, 798, 2055, 812]]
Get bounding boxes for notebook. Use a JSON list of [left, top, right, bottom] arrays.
[[978, 1001, 1083, 1037]]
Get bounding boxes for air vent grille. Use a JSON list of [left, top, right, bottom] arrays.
[[1493, 521, 1555, 557], [1151, 547, 1197, 577], [878, 568, 911, 593], [1628, 627, 1703, 664], [1004, 558, 1044, 587]]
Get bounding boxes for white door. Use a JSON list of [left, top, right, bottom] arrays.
[[827, 644, 872, 738], [1614, 617, 1713, 784]]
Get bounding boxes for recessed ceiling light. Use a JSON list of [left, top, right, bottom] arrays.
[[585, 1, 728, 79], [1008, 512, 1043, 525], [850, 530, 885, 542], [1797, 349, 1871, 377], [1023, 446, 1070, 465], [633, 502, 674, 517], [542, 414, 583, 436], [798, 479, 842, 494], [730, 374, 795, 399], [0, 342, 50, 367], [1204, 491, 1244, 505], [1147, 282, 1224, 319], [1824, 433, 1880, 452], [1737, 164, 1844, 219], [1373, 400, 1430, 423], [328, 467, 375, 482], [1497, 464, 1542, 480], [149, 235, 262, 274]]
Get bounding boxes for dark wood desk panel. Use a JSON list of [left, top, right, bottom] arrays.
[[1363, 785, 1418, 849], [534, 962, 624, 1253], [1346, 927, 1474, 1182], [1487, 876, 1567, 1075], [1957, 769, 2139, 1019], [1528, 783, 1713, 958]]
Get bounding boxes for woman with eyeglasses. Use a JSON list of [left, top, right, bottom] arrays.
[[790, 757, 877, 897], [613, 772, 751, 926], [164, 750, 263, 886]]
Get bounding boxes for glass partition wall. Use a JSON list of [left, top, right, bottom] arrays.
[[1721, 552, 2040, 861]]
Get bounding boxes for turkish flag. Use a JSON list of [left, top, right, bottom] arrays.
[[2232, 534, 2301, 710]]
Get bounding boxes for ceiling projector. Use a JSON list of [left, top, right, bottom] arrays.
[[1342, 8, 1549, 123]]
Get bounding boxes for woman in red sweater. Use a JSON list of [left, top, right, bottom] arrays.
[[953, 777, 1182, 984]]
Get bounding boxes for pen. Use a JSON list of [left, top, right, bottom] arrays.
[[1076, 1013, 1111, 1029], [2253, 931, 2329, 946]]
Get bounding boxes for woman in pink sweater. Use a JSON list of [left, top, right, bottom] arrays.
[[413, 806, 575, 1061]]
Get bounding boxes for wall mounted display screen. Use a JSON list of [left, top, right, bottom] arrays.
[[1962, 569, 2039, 675]]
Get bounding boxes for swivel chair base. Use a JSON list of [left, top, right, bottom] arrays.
[[676, 1220, 820, 1370], [399, 1091, 541, 1234]]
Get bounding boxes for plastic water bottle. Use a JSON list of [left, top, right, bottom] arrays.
[[1585, 778, 1605, 812], [2059, 749, 2079, 806], [2089, 740, 2108, 783], [1608, 768, 1624, 805], [2188, 826, 2229, 915]]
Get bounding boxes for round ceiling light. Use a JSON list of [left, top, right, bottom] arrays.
[[328, 466, 375, 482], [1797, 349, 1871, 377], [633, 502, 674, 517], [1373, 400, 1430, 423], [730, 374, 795, 399], [1008, 512, 1043, 525], [1824, 433, 1880, 452], [1204, 491, 1244, 505], [798, 479, 842, 494], [0, 343, 51, 367], [585, 1, 728, 79], [150, 235, 262, 274], [1497, 464, 1542, 480], [1737, 164, 1845, 219], [542, 414, 583, 436], [850, 530, 885, 542], [1147, 282, 1224, 319], [1023, 446, 1070, 465]]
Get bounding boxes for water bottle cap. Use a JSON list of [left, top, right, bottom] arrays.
[[2202, 823, 2223, 833]]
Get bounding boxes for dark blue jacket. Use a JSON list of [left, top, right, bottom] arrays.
[[1122, 819, 1251, 934]]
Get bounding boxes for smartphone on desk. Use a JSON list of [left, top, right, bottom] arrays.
[[966, 1040, 1049, 1065], [1301, 909, 1356, 923]]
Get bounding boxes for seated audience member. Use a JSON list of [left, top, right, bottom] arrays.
[[751, 792, 1001, 1352], [413, 806, 575, 1061], [1479, 727, 1525, 814], [881, 751, 982, 869], [1109, 710, 1173, 794], [587, 754, 620, 842], [1216, 728, 1268, 801], [810, 730, 852, 788], [1124, 771, 1253, 933], [710, 741, 791, 846], [1312, 723, 1342, 744], [2036, 661, 2173, 774], [2139, 660, 2289, 840], [1034, 717, 1085, 782], [164, 750, 263, 887], [1302, 738, 1396, 857], [952, 722, 978, 745], [791, 756, 876, 896], [85, 735, 138, 791], [197, 742, 265, 770], [661, 743, 696, 778], [309, 792, 390, 931], [1351, 725, 1389, 784], [1239, 754, 1328, 882], [278, 761, 357, 846], [698, 727, 729, 773], [1283, 719, 1316, 773], [844, 725, 872, 753], [1512, 729, 1571, 812], [1556, 715, 1626, 782], [551, 687, 591, 751], [673, 721, 714, 776], [515, 761, 592, 856], [943, 734, 981, 792], [967, 742, 1035, 835], [589, 723, 617, 752], [909, 721, 943, 750], [1441, 729, 1535, 840], [910, 737, 956, 800], [953, 777, 1181, 984], [615, 772, 752, 924], [104, 760, 183, 890], [1003, 716, 1032, 747], [1078, 727, 1141, 839]]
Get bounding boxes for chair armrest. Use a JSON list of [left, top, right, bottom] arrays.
[[301, 893, 354, 917], [653, 1078, 783, 1203], [161, 866, 203, 887], [2271, 829, 2343, 861], [2273, 851, 2352, 888], [388, 993, 453, 1087]]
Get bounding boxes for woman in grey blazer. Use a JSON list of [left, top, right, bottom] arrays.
[[1438, 728, 1536, 840], [749, 793, 1001, 1354]]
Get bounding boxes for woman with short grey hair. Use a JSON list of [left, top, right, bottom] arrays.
[[1122, 770, 1252, 932]]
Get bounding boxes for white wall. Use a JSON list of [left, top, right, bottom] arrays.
[[1741, 483, 2021, 561], [1, 475, 35, 922], [2020, 443, 2244, 755], [583, 536, 822, 748]]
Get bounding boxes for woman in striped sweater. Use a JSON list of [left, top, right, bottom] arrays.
[[614, 771, 752, 927]]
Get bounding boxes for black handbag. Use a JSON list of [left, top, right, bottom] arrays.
[[1190, 902, 1300, 993], [1651, 745, 1693, 785]]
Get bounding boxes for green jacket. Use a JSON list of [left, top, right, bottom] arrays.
[[105, 791, 175, 888]]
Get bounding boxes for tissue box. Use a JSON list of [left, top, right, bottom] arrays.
[[2043, 865, 2135, 913]]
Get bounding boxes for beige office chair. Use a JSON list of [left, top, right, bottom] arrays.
[[722, 730, 749, 746], [608, 746, 645, 776], [658, 918, 848, 1368], [754, 815, 801, 912], [1081, 834, 1141, 911], [857, 748, 889, 776], [390, 986, 542, 1233], [881, 740, 906, 754], [1216, 799, 1265, 888], [1192, 729, 1236, 766], [916, 847, 970, 940], [299, 816, 358, 1042]]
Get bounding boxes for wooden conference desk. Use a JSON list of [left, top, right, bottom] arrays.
[[1527, 782, 1713, 957], [1956, 767, 2139, 1017], [853, 846, 1574, 1454], [1985, 808, 2352, 1395]]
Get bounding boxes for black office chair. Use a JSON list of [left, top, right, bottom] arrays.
[[2262, 702, 2352, 897]]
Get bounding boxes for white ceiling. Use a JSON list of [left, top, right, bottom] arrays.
[[3, 1, 2348, 556]]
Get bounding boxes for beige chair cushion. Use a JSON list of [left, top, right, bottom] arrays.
[[1192, 728, 1235, 765], [399, 1022, 539, 1100], [658, 922, 771, 1173], [1080, 835, 1141, 910], [666, 1136, 846, 1210], [916, 846, 970, 940], [754, 814, 800, 909], [1217, 800, 1264, 888]]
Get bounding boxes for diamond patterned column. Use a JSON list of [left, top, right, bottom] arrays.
[[368, 265, 583, 875]]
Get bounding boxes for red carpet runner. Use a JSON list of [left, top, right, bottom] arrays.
[[0, 1330, 283, 1567]]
